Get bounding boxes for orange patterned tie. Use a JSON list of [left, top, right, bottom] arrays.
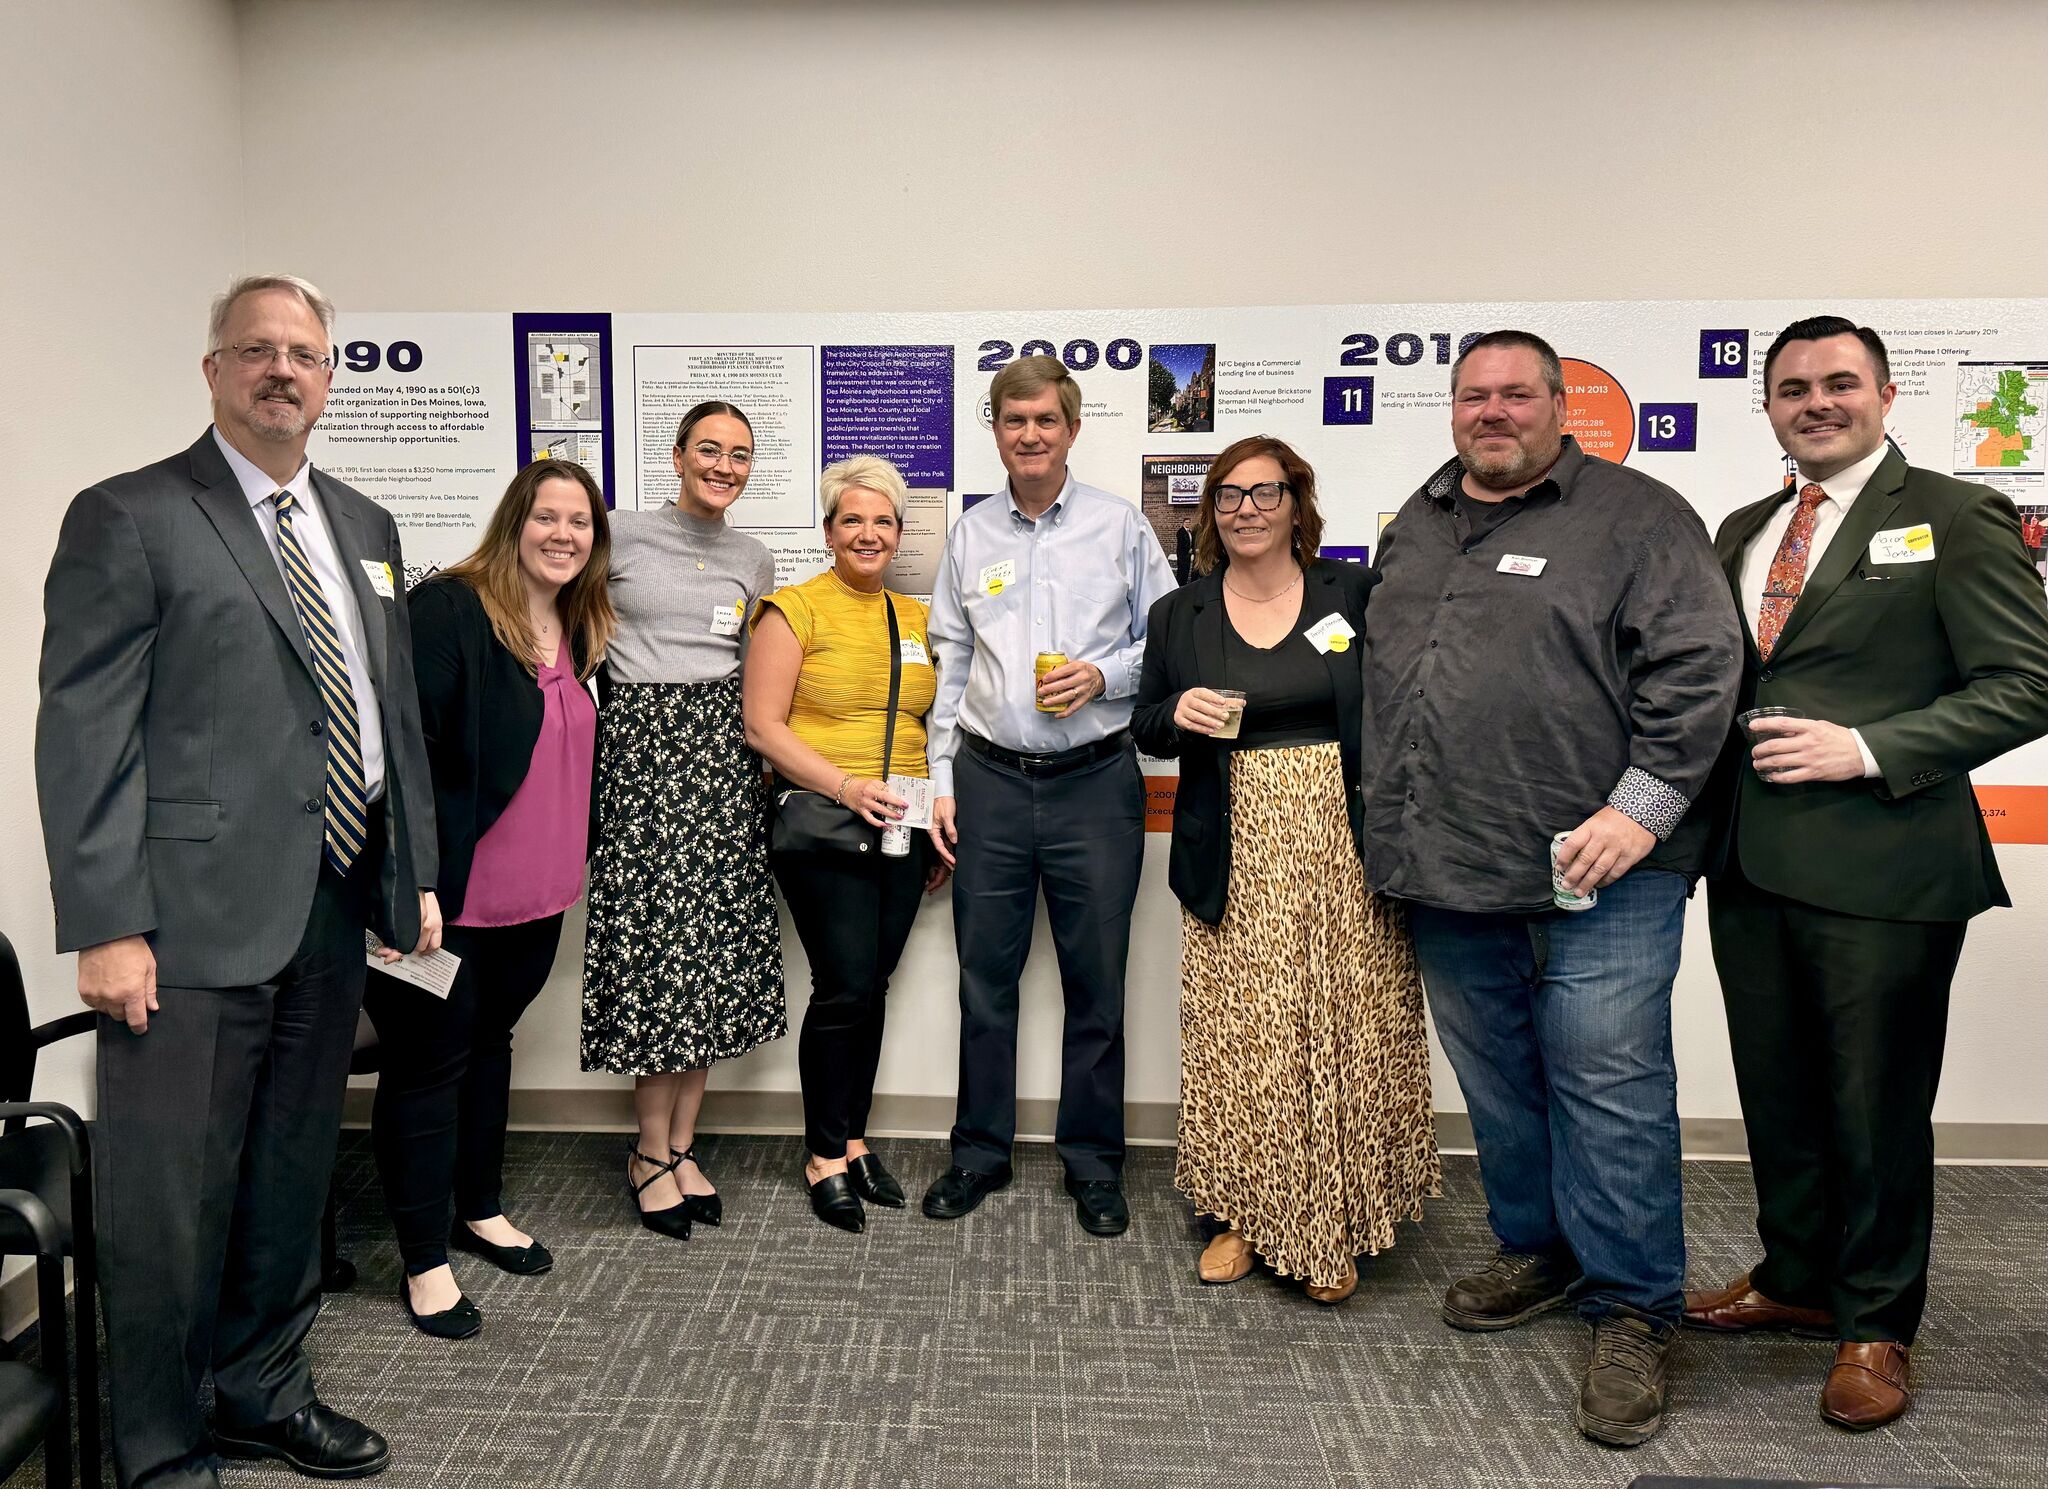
[[1755, 483, 1829, 661]]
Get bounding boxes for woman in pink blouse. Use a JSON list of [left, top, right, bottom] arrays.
[[364, 459, 616, 1338]]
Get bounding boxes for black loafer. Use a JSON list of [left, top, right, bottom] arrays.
[[214, 1401, 391, 1478], [847, 1153, 906, 1208], [1063, 1176, 1129, 1236], [399, 1277, 481, 1340], [807, 1172, 866, 1233], [450, 1221, 553, 1276], [921, 1164, 1012, 1220]]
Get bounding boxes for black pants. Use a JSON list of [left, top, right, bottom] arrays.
[[772, 845, 925, 1159], [363, 913, 564, 1273], [949, 743, 1144, 1180], [1706, 872, 1966, 1343], [97, 856, 369, 1489]]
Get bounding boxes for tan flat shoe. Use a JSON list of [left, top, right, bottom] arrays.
[[1198, 1229, 1254, 1285], [1305, 1260, 1358, 1305]]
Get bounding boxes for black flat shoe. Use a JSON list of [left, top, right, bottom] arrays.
[[399, 1276, 482, 1340], [1063, 1175, 1129, 1236], [628, 1144, 691, 1240], [672, 1145, 723, 1227], [806, 1171, 866, 1233], [215, 1402, 391, 1478], [921, 1164, 1012, 1220], [450, 1219, 554, 1275], [846, 1152, 906, 1208]]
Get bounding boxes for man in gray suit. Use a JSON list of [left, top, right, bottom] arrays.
[[37, 275, 441, 1487]]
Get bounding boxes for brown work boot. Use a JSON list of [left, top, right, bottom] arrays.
[[1683, 1272, 1833, 1336], [1820, 1341, 1911, 1430], [1576, 1313, 1677, 1447], [1197, 1230, 1253, 1285], [1442, 1246, 1581, 1331]]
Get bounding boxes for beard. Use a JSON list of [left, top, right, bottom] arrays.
[[246, 385, 308, 441], [1459, 432, 1559, 491]]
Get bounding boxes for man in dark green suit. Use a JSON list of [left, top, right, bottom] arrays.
[[1683, 316, 2048, 1430]]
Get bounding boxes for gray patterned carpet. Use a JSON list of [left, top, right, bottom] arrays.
[[13, 1134, 2048, 1488]]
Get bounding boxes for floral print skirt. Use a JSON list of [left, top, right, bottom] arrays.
[[580, 678, 786, 1075]]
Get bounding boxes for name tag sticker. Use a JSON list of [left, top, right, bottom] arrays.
[[1304, 612, 1357, 655], [1497, 553, 1548, 577], [361, 559, 395, 598], [978, 559, 1016, 596], [1868, 524, 1936, 565], [899, 637, 930, 666], [710, 602, 743, 636]]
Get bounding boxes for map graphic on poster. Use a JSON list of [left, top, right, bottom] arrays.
[[530, 336, 601, 428], [1954, 361, 2046, 473]]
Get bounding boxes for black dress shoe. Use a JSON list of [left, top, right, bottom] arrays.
[[807, 1171, 866, 1233], [398, 1276, 482, 1340], [921, 1164, 1012, 1220], [1063, 1176, 1129, 1236], [846, 1152, 906, 1208], [627, 1144, 691, 1240], [672, 1145, 723, 1227], [214, 1401, 391, 1478], [450, 1220, 554, 1276]]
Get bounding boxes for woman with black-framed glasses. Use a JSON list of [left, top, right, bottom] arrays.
[[1131, 434, 1438, 1305]]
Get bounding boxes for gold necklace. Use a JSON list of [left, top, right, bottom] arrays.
[[1223, 569, 1303, 603]]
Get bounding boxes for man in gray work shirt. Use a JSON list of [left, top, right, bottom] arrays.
[[1362, 330, 1740, 1446], [921, 355, 1175, 1236]]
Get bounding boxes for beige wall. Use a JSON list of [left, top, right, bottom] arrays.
[[12, 1, 2048, 1143]]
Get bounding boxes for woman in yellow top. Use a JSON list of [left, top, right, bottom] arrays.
[[743, 454, 947, 1233]]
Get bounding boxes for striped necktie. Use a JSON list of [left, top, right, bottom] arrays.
[[275, 491, 369, 872], [1755, 483, 1830, 662]]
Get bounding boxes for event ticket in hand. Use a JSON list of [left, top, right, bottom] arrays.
[[886, 774, 934, 830], [364, 931, 463, 999]]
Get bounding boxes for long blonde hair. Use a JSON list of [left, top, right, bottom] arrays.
[[438, 459, 616, 679]]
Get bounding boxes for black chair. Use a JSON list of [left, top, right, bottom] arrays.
[[319, 1012, 382, 1293], [0, 931, 100, 1488], [0, 1187, 73, 1487]]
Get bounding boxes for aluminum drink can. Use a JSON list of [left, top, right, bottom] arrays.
[[1550, 831, 1597, 912], [880, 823, 912, 857], [1034, 651, 1068, 714]]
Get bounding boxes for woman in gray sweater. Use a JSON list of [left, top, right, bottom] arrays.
[[580, 400, 786, 1238]]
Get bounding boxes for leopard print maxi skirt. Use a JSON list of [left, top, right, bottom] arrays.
[[1177, 741, 1440, 1288]]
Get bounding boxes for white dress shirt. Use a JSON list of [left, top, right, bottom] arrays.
[[1738, 439, 1891, 777], [212, 427, 386, 798]]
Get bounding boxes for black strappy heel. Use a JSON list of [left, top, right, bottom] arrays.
[[671, 1145, 723, 1227], [628, 1145, 692, 1239]]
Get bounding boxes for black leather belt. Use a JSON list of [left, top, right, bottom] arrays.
[[962, 730, 1130, 778]]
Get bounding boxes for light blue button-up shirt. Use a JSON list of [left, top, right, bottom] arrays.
[[926, 471, 1176, 794]]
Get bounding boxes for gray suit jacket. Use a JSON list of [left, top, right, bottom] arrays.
[[36, 430, 437, 987]]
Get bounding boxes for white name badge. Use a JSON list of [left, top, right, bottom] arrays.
[[899, 638, 930, 666], [1304, 612, 1356, 655], [1869, 524, 1936, 565], [361, 559, 396, 598], [710, 602, 744, 636], [978, 559, 1017, 596], [1497, 553, 1548, 577]]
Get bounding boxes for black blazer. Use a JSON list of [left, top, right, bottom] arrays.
[[1131, 558, 1377, 925], [408, 576, 599, 922]]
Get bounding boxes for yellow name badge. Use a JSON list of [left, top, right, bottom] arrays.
[[1868, 524, 1936, 565], [1304, 612, 1356, 655], [978, 559, 1016, 596], [360, 559, 395, 599]]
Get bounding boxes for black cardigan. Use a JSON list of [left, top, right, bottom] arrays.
[[1129, 558, 1376, 926], [408, 576, 599, 922]]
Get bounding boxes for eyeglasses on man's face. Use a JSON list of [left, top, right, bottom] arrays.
[[687, 442, 753, 470], [1213, 480, 1290, 513], [215, 341, 332, 373]]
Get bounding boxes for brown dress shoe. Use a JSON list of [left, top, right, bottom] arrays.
[[1682, 1273, 1833, 1336], [1821, 1341, 1911, 1430], [1198, 1230, 1254, 1285], [1305, 1259, 1358, 1306]]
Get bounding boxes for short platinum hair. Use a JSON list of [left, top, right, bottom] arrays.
[[207, 274, 337, 351], [819, 455, 909, 522]]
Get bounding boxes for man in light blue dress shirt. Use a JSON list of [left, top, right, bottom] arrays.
[[921, 355, 1175, 1236]]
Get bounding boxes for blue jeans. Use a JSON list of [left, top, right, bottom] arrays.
[[1408, 870, 1688, 1324]]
